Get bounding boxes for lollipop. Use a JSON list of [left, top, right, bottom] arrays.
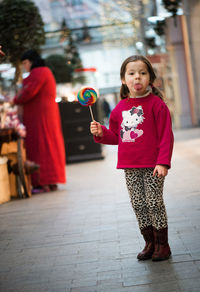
[[77, 87, 98, 120]]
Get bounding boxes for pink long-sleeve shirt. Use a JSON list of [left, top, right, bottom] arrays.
[[95, 93, 174, 169]]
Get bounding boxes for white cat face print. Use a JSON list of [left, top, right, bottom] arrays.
[[120, 106, 144, 142]]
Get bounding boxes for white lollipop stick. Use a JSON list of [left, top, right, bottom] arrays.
[[89, 105, 94, 121]]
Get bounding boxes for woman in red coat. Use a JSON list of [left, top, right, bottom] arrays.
[[13, 50, 66, 193]]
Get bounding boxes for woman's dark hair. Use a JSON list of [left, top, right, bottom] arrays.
[[120, 55, 164, 100], [21, 49, 45, 69]]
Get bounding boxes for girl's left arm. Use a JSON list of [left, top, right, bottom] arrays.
[[153, 164, 168, 177], [156, 104, 174, 168]]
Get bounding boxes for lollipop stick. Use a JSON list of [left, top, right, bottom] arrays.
[[89, 105, 94, 121]]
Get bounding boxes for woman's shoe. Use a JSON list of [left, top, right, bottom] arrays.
[[32, 187, 44, 194], [32, 185, 50, 194], [42, 185, 51, 192], [49, 184, 58, 191]]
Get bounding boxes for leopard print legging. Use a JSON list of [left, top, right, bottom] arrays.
[[124, 168, 168, 230]]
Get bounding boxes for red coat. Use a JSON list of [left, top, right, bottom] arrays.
[[14, 67, 66, 186]]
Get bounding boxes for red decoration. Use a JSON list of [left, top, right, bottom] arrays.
[[75, 67, 97, 72]]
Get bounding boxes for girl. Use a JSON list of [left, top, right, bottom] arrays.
[[90, 55, 174, 261]]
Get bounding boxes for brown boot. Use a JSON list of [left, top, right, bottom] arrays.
[[152, 227, 171, 261], [137, 225, 154, 260]]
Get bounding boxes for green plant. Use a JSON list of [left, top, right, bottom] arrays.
[[144, 37, 157, 49], [154, 20, 166, 37], [45, 54, 72, 84], [61, 19, 86, 85], [0, 0, 45, 85], [162, 0, 182, 18]]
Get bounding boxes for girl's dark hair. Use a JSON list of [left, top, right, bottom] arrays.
[[21, 49, 45, 69], [120, 55, 164, 100]]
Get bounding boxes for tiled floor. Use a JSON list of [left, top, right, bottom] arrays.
[[0, 127, 200, 292]]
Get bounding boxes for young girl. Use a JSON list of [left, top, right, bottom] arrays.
[[90, 55, 174, 261]]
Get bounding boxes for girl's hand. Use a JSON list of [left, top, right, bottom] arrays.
[[153, 165, 168, 177], [90, 121, 103, 137]]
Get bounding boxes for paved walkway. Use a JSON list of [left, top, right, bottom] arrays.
[[0, 127, 200, 292]]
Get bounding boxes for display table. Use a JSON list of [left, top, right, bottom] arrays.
[[0, 155, 10, 204], [0, 128, 31, 201], [59, 101, 104, 163]]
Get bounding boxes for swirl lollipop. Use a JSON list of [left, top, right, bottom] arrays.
[[77, 87, 98, 120]]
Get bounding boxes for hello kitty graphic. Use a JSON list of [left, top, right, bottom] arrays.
[[120, 105, 144, 142]]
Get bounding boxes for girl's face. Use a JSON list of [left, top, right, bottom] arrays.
[[22, 59, 32, 72], [122, 60, 150, 97]]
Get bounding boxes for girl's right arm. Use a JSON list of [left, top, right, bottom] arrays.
[[90, 109, 119, 145], [90, 121, 103, 137]]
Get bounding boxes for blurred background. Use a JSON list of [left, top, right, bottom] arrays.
[[1, 3, 200, 289], [0, 0, 199, 130]]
